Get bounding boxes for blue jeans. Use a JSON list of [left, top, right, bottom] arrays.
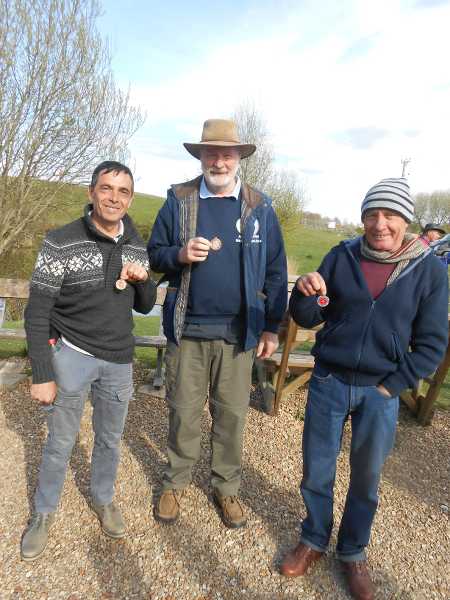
[[34, 340, 133, 513], [300, 363, 399, 562]]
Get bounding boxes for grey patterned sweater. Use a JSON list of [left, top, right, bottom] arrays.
[[25, 205, 156, 383]]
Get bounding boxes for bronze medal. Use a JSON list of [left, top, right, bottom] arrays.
[[210, 236, 222, 251], [115, 278, 127, 291]]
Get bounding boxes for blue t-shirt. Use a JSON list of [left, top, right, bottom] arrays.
[[185, 194, 244, 325]]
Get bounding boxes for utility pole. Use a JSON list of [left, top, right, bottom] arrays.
[[401, 157, 411, 178]]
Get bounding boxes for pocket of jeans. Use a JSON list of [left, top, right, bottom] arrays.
[[114, 386, 133, 403], [53, 394, 84, 408], [373, 385, 392, 399], [51, 338, 63, 354], [312, 363, 333, 383]]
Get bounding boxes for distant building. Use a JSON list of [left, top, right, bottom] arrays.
[[328, 221, 336, 230]]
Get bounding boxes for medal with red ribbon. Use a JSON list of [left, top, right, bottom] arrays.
[[317, 295, 330, 307]]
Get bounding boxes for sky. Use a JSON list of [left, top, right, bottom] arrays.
[[98, 0, 450, 223]]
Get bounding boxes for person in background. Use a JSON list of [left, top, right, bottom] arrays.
[[21, 161, 156, 561], [148, 119, 287, 528], [281, 178, 448, 600], [420, 222, 446, 244]]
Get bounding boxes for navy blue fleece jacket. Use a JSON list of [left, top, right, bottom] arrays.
[[289, 238, 448, 396]]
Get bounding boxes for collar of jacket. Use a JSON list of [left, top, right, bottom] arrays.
[[83, 203, 137, 244], [171, 175, 264, 207], [169, 175, 265, 344]]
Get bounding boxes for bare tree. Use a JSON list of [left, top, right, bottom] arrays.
[[267, 170, 307, 232], [413, 194, 430, 228], [0, 0, 145, 256], [232, 101, 307, 232], [232, 101, 274, 190], [414, 191, 450, 227]]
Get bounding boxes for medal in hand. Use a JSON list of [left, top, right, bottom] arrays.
[[210, 236, 222, 251], [317, 295, 330, 307], [115, 278, 127, 291]]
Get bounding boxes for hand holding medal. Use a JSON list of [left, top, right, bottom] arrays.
[[296, 272, 329, 307], [115, 262, 149, 291], [178, 236, 222, 264]]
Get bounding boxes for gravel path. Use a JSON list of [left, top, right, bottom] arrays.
[[1, 364, 449, 600]]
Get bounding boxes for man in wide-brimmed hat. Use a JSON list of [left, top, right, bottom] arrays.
[[421, 222, 446, 244], [281, 178, 448, 599], [148, 118, 287, 528]]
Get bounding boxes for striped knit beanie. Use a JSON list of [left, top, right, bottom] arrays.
[[361, 178, 414, 223]]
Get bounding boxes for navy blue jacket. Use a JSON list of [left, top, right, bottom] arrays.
[[289, 238, 449, 396], [148, 179, 287, 350]]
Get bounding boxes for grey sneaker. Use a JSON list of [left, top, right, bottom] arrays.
[[92, 502, 126, 538], [21, 512, 55, 562]]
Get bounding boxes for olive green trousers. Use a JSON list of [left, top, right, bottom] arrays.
[[162, 338, 255, 496]]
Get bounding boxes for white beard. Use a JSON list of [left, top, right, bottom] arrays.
[[202, 163, 239, 194]]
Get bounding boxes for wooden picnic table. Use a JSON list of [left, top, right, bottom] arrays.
[[259, 276, 450, 425]]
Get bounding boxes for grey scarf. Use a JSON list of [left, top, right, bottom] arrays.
[[360, 233, 427, 286]]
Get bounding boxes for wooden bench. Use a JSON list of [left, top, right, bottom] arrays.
[[259, 305, 450, 425], [0, 278, 168, 389], [400, 316, 450, 425], [255, 314, 321, 416], [255, 274, 316, 415]]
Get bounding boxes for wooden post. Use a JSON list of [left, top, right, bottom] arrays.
[[272, 317, 298, 416], [417, 329, 450, 425], [0, 298, 5, 327]]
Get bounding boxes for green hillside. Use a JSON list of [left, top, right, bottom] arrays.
[[0, 179, 343, 278], [1, 184, 448, 410], [0, 185, 164, 279], [284, 227, 343, 274]]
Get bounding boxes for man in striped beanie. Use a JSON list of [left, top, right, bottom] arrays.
[[360, 177, 414, 223], [281, 177, 448, 600]]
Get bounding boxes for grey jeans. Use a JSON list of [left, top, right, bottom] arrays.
[[34, 340, 133, 513]]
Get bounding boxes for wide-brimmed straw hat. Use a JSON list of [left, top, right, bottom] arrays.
[[183, 119, 256, 160]]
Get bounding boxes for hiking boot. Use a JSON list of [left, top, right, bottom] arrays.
[[92, 502, 126, 539], [341, 560, 375, 600], [280, 542, 324, 577], [213, 491, 247, 529], [21, 512, 55, 562], [154, 489, 184, 524]]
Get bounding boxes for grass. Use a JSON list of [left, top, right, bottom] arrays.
[[0, 321, 27, 360], [284, 226, 344, 274], [0, 181, 448, 409], [0, 187, 164, 279], [0, 316, 161, 367]]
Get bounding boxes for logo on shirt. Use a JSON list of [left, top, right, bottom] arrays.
[[235, 218, 261, 243]]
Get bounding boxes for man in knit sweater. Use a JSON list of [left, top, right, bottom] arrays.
[[148, 119, 287, 528], [21, 161, 156, 561], [280, 178, 448, 600]]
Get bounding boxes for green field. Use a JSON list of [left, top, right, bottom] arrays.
[[0, 183, 448, 409], [1, 317, 161, 367], [0, 187, 164, 279]]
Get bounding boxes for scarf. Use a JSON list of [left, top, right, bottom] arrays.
[[360, 233, 427, 286]]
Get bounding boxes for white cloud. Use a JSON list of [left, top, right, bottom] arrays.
[[123, 0, 450, 222]]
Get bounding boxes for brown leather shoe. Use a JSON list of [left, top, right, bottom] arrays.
[[154, 490, 184, 524], [213, 492, 247, 528], [341, 560, 375, 600], [280, 542, 324, 577]]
